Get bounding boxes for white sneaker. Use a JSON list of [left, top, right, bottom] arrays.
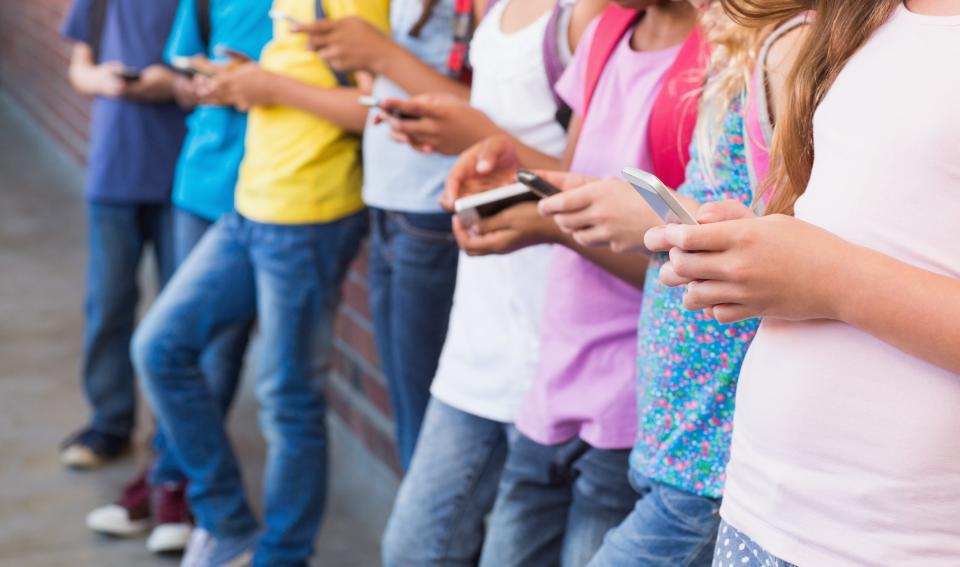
[[147, 522, 192, 554], [86, 504, 151, 537], [181, 528, 256, 567]]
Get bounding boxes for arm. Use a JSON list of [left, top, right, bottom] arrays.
[[67, 43, 125, 97]]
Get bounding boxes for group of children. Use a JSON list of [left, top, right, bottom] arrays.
[[57, 0, 960, 566]]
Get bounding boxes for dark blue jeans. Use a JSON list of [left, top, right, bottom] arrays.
[[84, 202, 175, 437], [134, 211, 367, 567], [479, 434, 636, 567], [588, 470, 721, 567], [149, 208, 253, 485], [367, 208, 458, 470]]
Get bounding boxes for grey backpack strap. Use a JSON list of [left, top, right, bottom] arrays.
[[89, 0, 108, 62]]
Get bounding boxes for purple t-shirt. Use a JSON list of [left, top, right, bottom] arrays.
[[515, 20, 681, 449], [62, 0, 186, 203]]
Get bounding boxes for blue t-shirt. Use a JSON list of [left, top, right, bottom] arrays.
[[61, 0, 187, 203], [165, 0, 273, 222], [361, 0, 458, 213]]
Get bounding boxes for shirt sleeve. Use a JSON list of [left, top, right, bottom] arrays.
[[60, 0, 96, 45], [165, 0, 205, 63], [554, 17, 599, 118]]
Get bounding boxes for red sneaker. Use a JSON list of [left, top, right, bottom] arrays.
[[85, 469, 151, 536], [146, 481, 192, 554]]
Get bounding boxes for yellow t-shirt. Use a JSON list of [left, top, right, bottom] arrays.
[[235, 0, 389, 224]]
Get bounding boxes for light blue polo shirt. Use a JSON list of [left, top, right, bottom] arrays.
[[362, 0, 459, 213], [165, 0, 273, 221]]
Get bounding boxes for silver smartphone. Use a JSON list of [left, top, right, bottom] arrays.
[[453, 183, 539, 227], [621, 167, 698, 225]]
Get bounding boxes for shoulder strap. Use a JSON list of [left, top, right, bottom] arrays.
[[482, 0, 501, 18], [646, 26, 710, 189], [89, 0, 108, 63], [196, 0, 211, 49], [542, 2, 566, 102], [582, 5, 640, 122], [316, 0, 352, 87]]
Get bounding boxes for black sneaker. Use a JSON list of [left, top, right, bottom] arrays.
[[60, 428, 130, 469]]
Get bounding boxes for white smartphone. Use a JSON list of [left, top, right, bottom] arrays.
[[171, 56, 212, 78], [269, 10, 303, 26], [357, 95, 420, 120], [621, 167, 698, 225], [454, 183, 539, 227]]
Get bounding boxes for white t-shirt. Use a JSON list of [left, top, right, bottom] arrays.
[[430, 0, 570, 422], [721, 5, 960, 565]]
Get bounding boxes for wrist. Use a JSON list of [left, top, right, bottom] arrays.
[[373, 43, 402, 78], [820, 238, 864, 323]]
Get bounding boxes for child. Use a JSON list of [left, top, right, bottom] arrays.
[[378, 1, 605, 563], [59, 0, 186, 469], [298, 0, 473, 469], [82, 0, 271, 554], [131, 1, 388, 565], [445, 1, 702, 563], [648, 1, 960, 564]]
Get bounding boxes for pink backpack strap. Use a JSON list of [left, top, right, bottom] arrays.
[[582, 5, 641, 122], [647, 26, 710, 189]]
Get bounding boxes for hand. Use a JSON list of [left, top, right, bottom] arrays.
[[453, 202, 568, 256], [77, 61, 127, 98], [442, 135, 523, 211], [644, 212, 851, 324], [295, 17, 393, 73], [376, 94, 501, 155], [124, 64, 177, 103], [538, 177, 662, 253], [198, 62, 280, 111], [172, 74, 199, 108]]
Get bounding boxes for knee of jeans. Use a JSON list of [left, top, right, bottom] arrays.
[[131, 315, 190, 383], [381, 513, 420, 567], [255, 384, 326, 444]]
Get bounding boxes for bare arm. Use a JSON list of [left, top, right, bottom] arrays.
[[68, 43, 124, 97], [270, 79, 369, 133]]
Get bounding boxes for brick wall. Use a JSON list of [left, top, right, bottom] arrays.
[[0, 0, 400, 474]]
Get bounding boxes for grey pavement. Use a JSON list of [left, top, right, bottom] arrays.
[[0, 93, 396, 567]]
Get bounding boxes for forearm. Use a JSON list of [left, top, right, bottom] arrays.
[[513, 138, 563, 171], [68, 44, 98, 96], [377, 47, 469, 99], [271, 76, 368, 133], [561, 234, 650, 289], [834, 246, 960, 374]]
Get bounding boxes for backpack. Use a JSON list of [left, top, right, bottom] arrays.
[[582, 6, 710, 189], [474, 0, 573, 128]]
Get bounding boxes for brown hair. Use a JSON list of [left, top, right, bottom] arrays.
[[409, 0, 442, 37], [720, 0, 899, 215]]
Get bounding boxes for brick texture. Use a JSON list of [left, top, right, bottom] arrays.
[[0, 0, 400, 476]]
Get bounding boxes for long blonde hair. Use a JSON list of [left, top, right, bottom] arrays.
[[720, 0, 900, 215]]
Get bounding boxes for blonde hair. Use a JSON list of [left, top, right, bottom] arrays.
[[720, 0, 900, 215]]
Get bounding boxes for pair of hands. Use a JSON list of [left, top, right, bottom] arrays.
[[78, 62, 175, 102]]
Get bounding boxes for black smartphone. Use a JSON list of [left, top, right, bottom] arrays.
[[358, 95, 421, 121], [517, 169, 562, 198], [116, 68, 141, 82]]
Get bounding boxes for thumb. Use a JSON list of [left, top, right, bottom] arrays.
[[696, 199, 755, 224]]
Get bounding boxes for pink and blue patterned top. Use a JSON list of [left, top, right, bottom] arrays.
[[630, 98, 759, 499]]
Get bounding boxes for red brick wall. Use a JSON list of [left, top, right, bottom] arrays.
[[0, 0, 400, 474]]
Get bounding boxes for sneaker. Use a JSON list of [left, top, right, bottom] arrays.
[[181, 528, 256, 567], [146, 481, 192, 554], [60, 428, 130, 469], [85, 469, 151, 537]]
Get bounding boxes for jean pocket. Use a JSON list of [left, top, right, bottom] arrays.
[[655, 483, 721, 533], [391, 212, 455, 244]]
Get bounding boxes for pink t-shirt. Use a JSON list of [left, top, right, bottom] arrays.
[[722, 5, 960, 565], [515, 20, 681, 449]]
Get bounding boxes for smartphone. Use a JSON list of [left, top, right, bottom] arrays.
[[454, 183, 539, 227], [213, 45, 251, 62], [517, 169, 562, 198], [171, 56, 212, 78], [621, 167, 699, 225], [116, 68, 141, 82], [269, 9, 303, 26], [357, 95, 420, 121]]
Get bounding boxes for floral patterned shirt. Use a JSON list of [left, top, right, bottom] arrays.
[[630, 98, 760, 498]]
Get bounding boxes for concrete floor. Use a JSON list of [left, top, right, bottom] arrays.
[[0, 93, 397, 566]]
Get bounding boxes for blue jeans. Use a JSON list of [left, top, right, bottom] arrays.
[[134, 211, 367, 567], [382, 398, 514, 566], [588, 471, 721, 567], [84, 202, 175, 437], [149, 208, 253, 485], [367, 208, 458, 470], [712, 521, 795, 567], [479, 434, 635, 567]]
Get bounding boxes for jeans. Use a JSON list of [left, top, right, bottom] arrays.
[[712, 521, 795, 567], [149, 208, 253, 486], [84, 202, 175, 437], [588, 470, 721, 567], [479, 434, 635, 567], [367, 208, 458, 470], [382, 398, 514, 566], [134, 211, 367, 567]]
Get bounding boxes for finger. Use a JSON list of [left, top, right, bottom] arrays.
[[389, 131, 413, 145], [292, 19, 334, 35], [696, 199, 755, 224], [538, 188, 594, 216], [389, 117, 433, 138], [571, 226, 614, 248], [668, 248, 733, 281], [682, 280, 746, 311], [658, 262, 695, 287], [461, 230, 509, 256], [380, 97, 434, 119], [711, 303, 757, 324], [443, 153, 480, 207], [645, 223, 737, 252], [476, 137, 514, 173], [551, 209, 596, 233]]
